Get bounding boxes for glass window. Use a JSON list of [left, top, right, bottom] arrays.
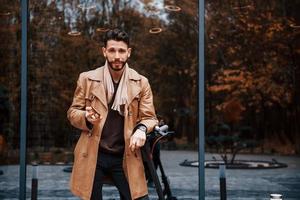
[[0, 1, 21, 199], [205, 0, 300, 199], [25, 0, 199, 199]]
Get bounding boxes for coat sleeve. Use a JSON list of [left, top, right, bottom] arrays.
[[67, 73, 91, 131], [137, 78, 158, 133]]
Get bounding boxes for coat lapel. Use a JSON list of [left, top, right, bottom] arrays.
[[90, 82, 107, 110], [87, 67, 108, 110], [127, 68, 142, 106]]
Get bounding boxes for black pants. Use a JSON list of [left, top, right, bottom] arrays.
[[91, 152, 132, 200]]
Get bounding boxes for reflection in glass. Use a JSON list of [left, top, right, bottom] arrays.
[[0, 0, 21, 199], [164, 5, 181, 12], [67, 30, 82, 36], [26, 0, 198, 159], [149, 27, 163, 34], [0, 11, 12, 16], [96, 27, 110, 32], [23, 0, 199, 199], [205, 0, 300, 199]]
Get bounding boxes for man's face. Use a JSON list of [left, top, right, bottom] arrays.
[[102, 40, 131, 71]]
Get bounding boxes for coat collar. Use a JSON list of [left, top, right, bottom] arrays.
[[86, 66, 142, 110], [87, 66, 141, 82]]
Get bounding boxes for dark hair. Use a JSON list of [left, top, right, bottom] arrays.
[[103, 28, 130, 47]]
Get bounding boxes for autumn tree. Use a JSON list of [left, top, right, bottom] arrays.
[[206, 0, 300, 153]]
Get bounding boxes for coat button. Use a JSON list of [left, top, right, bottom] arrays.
[[82, 152, 88, 157]]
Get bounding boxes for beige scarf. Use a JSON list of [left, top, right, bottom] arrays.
[[103, 61, 128, 115]]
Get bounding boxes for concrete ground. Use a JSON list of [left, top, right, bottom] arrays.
[[0, 151, 299, 200]]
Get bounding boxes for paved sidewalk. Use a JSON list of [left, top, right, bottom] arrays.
[[0, 151, 300, 200], [205, 153, 300, 200]]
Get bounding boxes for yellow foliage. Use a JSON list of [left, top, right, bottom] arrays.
[[207, 84, 232, 93]]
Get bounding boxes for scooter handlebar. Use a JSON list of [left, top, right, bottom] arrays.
[[153, 125, 174, 137], [154, 125, 168, 132]]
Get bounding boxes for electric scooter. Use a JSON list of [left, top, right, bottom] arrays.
[[142, 125, 177, 200]]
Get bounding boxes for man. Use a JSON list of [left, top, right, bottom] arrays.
[[67, 28, 158, 200]]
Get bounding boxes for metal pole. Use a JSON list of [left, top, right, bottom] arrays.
[[270, 194, 283, 200], [20, 0, 28, 199], [219, 164, 227, 200], [31, 164, 38, 200], [198, 0, 205, 200]]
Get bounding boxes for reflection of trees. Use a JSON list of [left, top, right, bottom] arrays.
[[20, 0, 199, 151], [0, 0, 21, 150], [2, 0, 299, 154], [114, 0, 199, 145], [28, 0, 102, 149], [206, 0, 300, 154], [148, 1, 198, 145]]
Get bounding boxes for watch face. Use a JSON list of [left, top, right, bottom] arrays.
[[138, 126, 146, 132]]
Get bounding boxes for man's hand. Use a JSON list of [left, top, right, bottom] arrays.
[[129, 129, 146, 152], [85, 106, 102, 125]]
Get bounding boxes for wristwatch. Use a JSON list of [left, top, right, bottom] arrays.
[[137, 125, 147, 133]]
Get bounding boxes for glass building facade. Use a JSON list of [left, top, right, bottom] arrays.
[[0, 0, 299, 199]]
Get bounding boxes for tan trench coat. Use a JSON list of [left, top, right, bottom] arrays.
[[67, 66, 158, 200]]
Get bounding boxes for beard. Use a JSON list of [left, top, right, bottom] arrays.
[[107, 59, 128, 71]]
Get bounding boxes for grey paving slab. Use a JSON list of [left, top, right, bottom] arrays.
[[0, 151, 299, 200], [205, 153, 300, 200]]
